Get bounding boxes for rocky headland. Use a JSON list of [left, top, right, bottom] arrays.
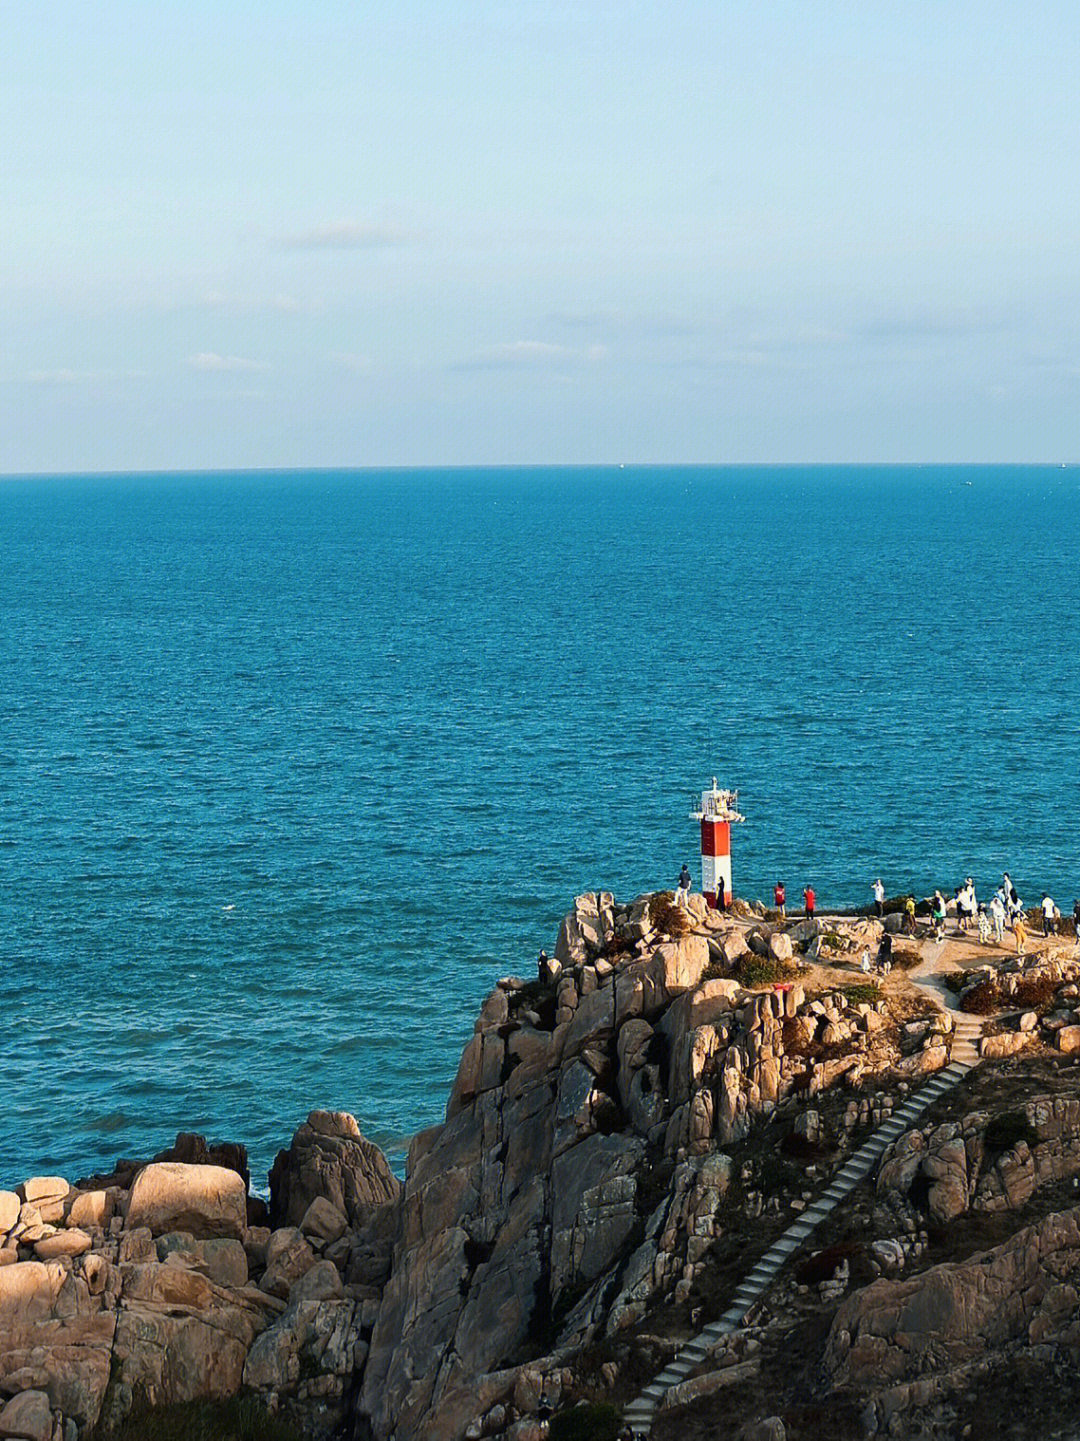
[[4, 891, 1080, 1441]]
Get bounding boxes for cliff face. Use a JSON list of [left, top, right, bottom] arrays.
[[357, 892, 943, 1440], [7, 895, 1080, 1441]]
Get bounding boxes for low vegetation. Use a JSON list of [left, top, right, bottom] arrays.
[[841, 982, 882, 1004], [548, 1401, 621, 1441], [736, 954, 789, 987], [109, 1398, 298, 1441], [648, 891, 690, 937], [983, 1110, 1040, 1156], [960, 975, 1057, 1015]]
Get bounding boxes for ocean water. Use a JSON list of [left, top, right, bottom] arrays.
[[2, 465, 1077, 1188]]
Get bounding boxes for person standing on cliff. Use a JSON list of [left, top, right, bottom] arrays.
[[990, 891, 1006, 944], [1014, 911, 1028, 956], [675, 864, 692, 907], [1003, 873, 1020, 918], [803, 884, 816, 920], [904, 894, 917, 933], [774, 880, 786, 917], [931, 891, 947, 941], [872, 878, 885, 919], [1042, 893, 1058, 936]]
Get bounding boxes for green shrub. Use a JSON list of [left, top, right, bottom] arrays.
[[841, 983, 882, 1004], [548, 1402, 621, 1441], [737, 954, 785, 986], [109, 1397, 299, 1441]]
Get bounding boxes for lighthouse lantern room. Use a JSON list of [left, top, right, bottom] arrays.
[[690, 779, 745, 908]]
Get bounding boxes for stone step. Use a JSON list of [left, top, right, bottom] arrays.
[[615, 970, 985, 1434], [679, 1342, 709, 1362]]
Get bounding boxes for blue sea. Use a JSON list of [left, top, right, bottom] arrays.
[[2, 466, 1077, 1188]]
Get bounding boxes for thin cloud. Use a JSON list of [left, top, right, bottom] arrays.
[[187, 353, 270, 373], [279, 221, 413, 251], [452, 340, 608, 371], [26, 368, 92, 385], [860, 309, 1010, 341]]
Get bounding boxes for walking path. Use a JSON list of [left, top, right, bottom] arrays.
[[621, 932, 986, 1438]]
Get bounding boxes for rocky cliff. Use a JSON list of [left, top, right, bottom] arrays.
[[4, 892, 1080, 1441]]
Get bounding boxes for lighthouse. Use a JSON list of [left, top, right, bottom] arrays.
[[690, 779, 745, 908]]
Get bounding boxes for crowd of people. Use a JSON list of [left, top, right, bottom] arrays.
[[672, 864, 1080, 960]]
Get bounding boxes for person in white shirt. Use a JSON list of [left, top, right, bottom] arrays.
[[989, 893, 1006, 944], [872, 878, 885, 919], [1042, 893, 1058, 936], [977, 904, 991, 944]]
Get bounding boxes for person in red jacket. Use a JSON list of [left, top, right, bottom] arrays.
[[803, 884, 816, 919], [774, 881, 786, 917]]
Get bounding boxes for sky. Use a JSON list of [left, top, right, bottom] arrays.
[[2, 1, 1078, 470]]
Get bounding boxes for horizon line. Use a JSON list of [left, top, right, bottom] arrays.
[[2, 460, 1078, 481]]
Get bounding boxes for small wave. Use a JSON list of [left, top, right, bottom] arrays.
[[89, 1110, 138, 1133], [326, 1036, 370, 1056]]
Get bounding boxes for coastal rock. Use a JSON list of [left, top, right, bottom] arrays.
[[980, 1031, 1030, 1059], [260, 1229, 317, 1300], [0, 1260, 117, 1433], [268, 1112, 400, 1229], [66, 1191, 111, 1230], [0, 1193, 20, 1235], [824, 1207, 1080, 1392], [77, 1133, 250, 1197], [550, 1134, 645, 1301], [767, 931, 793, 963], [126, 1163, 247, 1240], [33, 1229, 92, 1260], [20, 1178, 69, 1207], [156, 1234, 249, 1288], [243, 1296, 363, 1425], [299, 1196, 348, 1247], [0, 1390, 53, 1441], [1057, 1025, 1080, 1054], [109, 1263, 277, 1424], [644, 935, 712, 1007]]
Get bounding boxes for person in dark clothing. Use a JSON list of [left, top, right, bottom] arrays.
[[876, 931, 893, 975], [675, 865, 693, 907]]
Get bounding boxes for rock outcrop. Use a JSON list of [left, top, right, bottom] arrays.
[[268, 1110, 400, 1230], [824, 1207, 1080, 1429], [0, 1119, 396, 1441]]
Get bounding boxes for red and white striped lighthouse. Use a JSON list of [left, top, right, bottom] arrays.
[[690, 779, 745, 908]]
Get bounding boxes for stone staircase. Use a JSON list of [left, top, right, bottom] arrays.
[[622, 1034, 979, 1436]]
